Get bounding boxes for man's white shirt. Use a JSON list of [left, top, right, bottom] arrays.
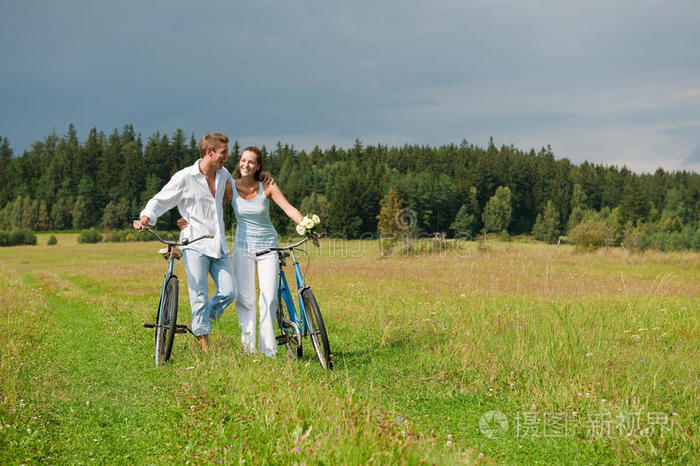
[[140, 160, 230, 258]]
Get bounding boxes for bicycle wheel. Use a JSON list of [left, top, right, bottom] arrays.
[[277, 293, 302, 359], [301, 288, 332, 370], [155, 275, 178, 365]]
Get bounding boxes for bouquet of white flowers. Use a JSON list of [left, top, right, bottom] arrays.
[[296, 214, 321, 245]]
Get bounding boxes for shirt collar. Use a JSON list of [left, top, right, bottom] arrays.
[[192, 159, 231, 182]]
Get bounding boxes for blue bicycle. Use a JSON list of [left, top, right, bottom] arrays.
[[256, 235, 333, 370], [137, 223, 212, 366]]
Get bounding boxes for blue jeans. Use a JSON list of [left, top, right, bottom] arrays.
[[182, 249, 235, 336]]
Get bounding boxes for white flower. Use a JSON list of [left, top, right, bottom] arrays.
[[296, 224, 307, 236], [303, 217, 315, 229], [312, 214, 320, 225]]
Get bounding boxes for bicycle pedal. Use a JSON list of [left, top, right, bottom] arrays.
[[143, 322, 156, 328], [276, 335, 289, 344], [174, 324, 188, 334]]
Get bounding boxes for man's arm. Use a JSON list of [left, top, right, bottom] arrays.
[[223, 180, 233, 204], [139, 173, 185, 226]]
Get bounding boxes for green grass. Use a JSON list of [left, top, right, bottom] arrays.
[[1, 236, 698, 464]]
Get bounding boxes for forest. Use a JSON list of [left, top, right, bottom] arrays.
[[1, 124, 699, 250]]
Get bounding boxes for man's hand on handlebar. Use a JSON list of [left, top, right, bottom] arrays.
[[133, 216, 150, 232]]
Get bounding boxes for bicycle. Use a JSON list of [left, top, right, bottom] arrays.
[[136, 222, 213, 366], [256, 235, 333, 369]]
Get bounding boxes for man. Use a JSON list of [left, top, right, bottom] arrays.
[[134, 132, 235, 352]]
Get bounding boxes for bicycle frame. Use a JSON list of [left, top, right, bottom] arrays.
[[137, 222, 212, 365], [277, 248, 312, 337], [257, 234, 332, 368], [155, 247, 177, 336]]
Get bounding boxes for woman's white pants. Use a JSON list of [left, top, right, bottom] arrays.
[[233, 249, 278, 357]]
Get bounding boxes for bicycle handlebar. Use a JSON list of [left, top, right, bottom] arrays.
[[255, 232, 325, 257], [133, 221, 214, 246]]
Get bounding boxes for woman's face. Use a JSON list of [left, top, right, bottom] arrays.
[[239, 150, 260, 177]]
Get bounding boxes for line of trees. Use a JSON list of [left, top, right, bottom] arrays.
[[1, 124, 699, 249]]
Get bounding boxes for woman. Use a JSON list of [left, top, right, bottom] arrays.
[[228, 146, 304, 356]]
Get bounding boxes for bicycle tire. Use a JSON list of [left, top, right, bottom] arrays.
[[277, 293, 302, 359], [155, 275, 178, 365], [301, 288, 332, 370]]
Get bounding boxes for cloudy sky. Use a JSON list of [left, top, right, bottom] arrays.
[[2, 0, 699, 173]]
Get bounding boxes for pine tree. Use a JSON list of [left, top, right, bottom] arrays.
[[30, 199, 40, 230], [51, 199, 69, 230], [77, 175, 99, 226], [620, 176, 650, 225], [102, 201, 118, 229], [450, 186, 480, 237], [117, 140, 145, 202], [21, 196, 33, 230], [72, 196, 89, 229], [532, 200, 560, 243], [326, 171, 365, 238], [663, 188, 688, 224], [0, 137, 14, 206], [98, 129, 123, 202], [10, 197, 22, 228], [116, 199, 132, 228], [450, 205, 477, 238], [37, 200, 50, 230], [571, 183, 588, 210], [482, 186, 512, 233]]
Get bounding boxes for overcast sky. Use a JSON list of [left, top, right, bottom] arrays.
[[1, 0, 699, 173]]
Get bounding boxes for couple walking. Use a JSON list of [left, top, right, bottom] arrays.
[[134, 132, 304, 357]]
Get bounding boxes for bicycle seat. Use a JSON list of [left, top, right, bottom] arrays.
[[158, 247, 182, 260]]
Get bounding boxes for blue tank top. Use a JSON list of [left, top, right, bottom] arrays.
[[232, 181, 278, 251]]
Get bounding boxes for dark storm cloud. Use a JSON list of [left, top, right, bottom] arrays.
[[1, 0, 699, 172]]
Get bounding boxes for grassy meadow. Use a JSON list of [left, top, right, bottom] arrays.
[[1, 234, 698, 464]]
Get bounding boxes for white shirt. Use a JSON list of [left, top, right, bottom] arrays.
[[140, 160, 230, 258]]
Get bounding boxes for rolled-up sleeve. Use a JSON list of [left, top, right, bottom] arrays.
[[140, 173, 184, 226]]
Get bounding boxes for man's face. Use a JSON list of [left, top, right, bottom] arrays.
[[207, 145, 230, 168]]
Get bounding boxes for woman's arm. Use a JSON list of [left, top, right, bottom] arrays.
[[267, 184, 303, 224]]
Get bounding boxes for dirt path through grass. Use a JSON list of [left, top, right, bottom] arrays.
[[3, 271, 193, 463]]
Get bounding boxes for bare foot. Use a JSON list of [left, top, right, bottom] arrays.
[[197, 334, 210, 353]]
